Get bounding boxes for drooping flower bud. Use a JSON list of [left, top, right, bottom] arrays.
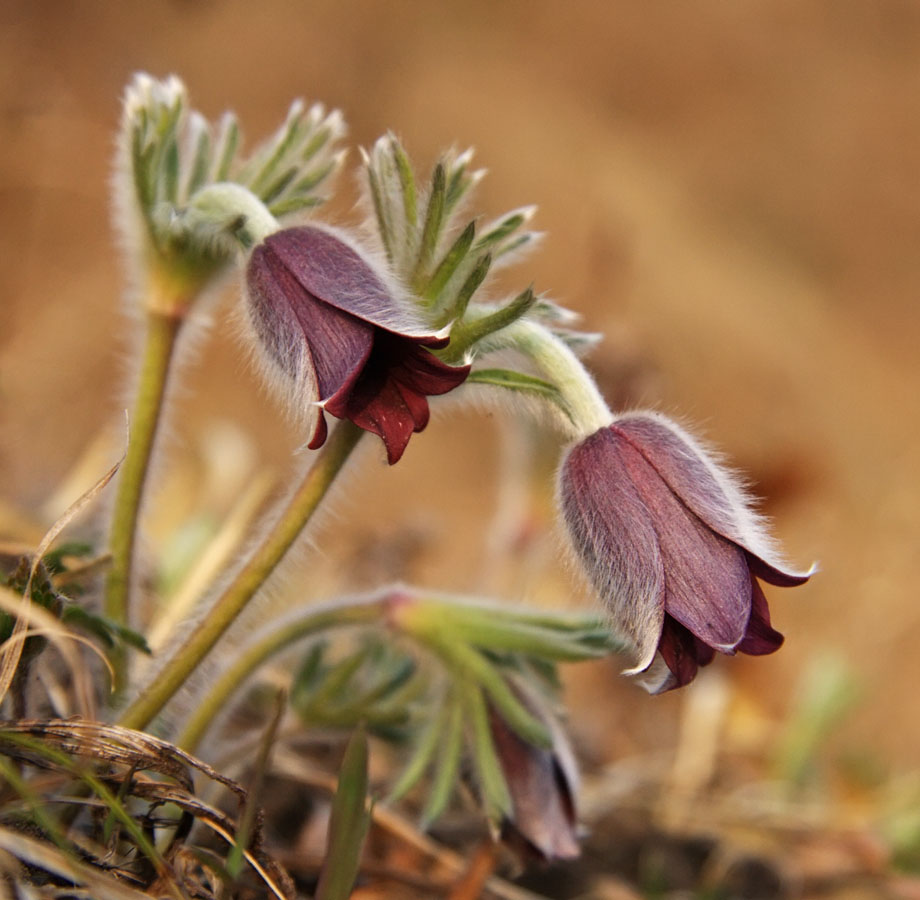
[[488, 700, 581, 861], [245, 225, 470, 463], [558, 411, 813, 693]]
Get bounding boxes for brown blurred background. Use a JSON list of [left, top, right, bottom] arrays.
[[1, 0, 919, 785]]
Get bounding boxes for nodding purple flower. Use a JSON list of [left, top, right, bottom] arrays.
[[488, 701, 580, 861], [245, 225, 470, 464], [558, 412, 813, 693]]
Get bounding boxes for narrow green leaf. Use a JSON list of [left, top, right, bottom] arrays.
[[467, 367, 567, 408], [423, 637, 550, 748], [423, 220, 475, 302], [300, 123, 332, 162], [366, 163, 394, 264], [185, 119, 212, 197], [285, 159, 336, 200], [315, 728, 372, 900], [268, 194, 324, 218], [495, 231, 534, 260], [291, 640, 328, 702], [325, 655, 417, 728], [412, 162, 446, 288], [212, 113, 240, 181], [259, 166, 298, 205], [435, 602, 611, 661], [444, 154, 472, 213], [447, 287, 537, 360], [473, 208, 532, 254], [352, 655, 416, 708], [60, 605, 151, 654], [391, 139, 417, 229], [387, 699, 447, 803], [296, 646, 371, 717], [464, 685, 512, 819], [42, 542, 93, 575], [248, 102, 306, 197], [445, 252, 491, 325], [420, 693, 464, 826], [130, 124, 154, 226], [160, 138, 180, 205]]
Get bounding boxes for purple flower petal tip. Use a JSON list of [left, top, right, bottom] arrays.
[[245, 226, 470, 462], [488, 701, 580, 861], [558, 413, 811, 692]]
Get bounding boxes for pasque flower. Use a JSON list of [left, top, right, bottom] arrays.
[[246, 225, 470, 463], [488, 699, 580, 860], [559, 412, 812, 693]]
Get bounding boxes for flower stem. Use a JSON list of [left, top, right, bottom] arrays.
[[178, 593, 392, 752], [117, 420, 364, 733], [104, 308, 183, 686], [509, 320, 613, 437]]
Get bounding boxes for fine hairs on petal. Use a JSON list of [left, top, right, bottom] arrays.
[[555, 436, 666, 673], [283, 222, 437, 339], [237, 264, 320, 439], [242, 222, 469, 460], [613, 409, 814, 580]]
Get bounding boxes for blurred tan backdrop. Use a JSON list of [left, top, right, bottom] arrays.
[[1, 1, 919, 770]]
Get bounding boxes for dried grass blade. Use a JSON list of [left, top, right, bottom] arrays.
[[0, 443, 124, 707], [0, 825, 151, 900], [200, 817, 292, 900], [0, 719, 249, 799], [0, 587, 112, 717]]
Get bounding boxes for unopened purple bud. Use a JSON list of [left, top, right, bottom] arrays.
[[488, 700, 580, 861], [245, 225, 470, 463], [558, 412, 813, 693]]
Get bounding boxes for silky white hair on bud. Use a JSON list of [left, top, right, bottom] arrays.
[[612, 409, 816, 582]]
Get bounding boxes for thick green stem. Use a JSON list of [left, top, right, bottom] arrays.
[[179, 593, 391, 752], [104, 308, 183, 684], [118, 421, 364, 732], [508, 320, 613, 438]]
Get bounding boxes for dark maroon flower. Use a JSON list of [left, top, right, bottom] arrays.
[[246, 225, 470, 463], [488, 700, 580, 860], [558, 412, 813, 693]]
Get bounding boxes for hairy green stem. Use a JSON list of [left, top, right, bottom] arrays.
[[104, 308, 183, 685], [508, 320, 613, 437], [179, 593, 391, 752], [118, 420, 364, 732]]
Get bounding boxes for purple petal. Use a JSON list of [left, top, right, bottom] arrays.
[[248, 243, 375, 448], [390, 340, 472, 396], [747, 553, 813, 587], [248, 245, 371, 390], [323, 332, 469, 463], [248, 228, 470, 461], [393, 380, 431, 431], [489, 707, 580, 860], [616, 432, 753, 650], [559, 428, 666, 672], [307, 410, 329, 451], [615, 415, 811, 584], [657, 618, 701, 689], [344, 377, 418, 464], [262, 226, 437, 339], [657, 616, 718, 689], [736, 579, 784, 655]]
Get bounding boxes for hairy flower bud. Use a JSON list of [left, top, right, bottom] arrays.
[[488, 698, 580, 860], [245, 225, 470, 463], [558, 412, 813, 693]]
